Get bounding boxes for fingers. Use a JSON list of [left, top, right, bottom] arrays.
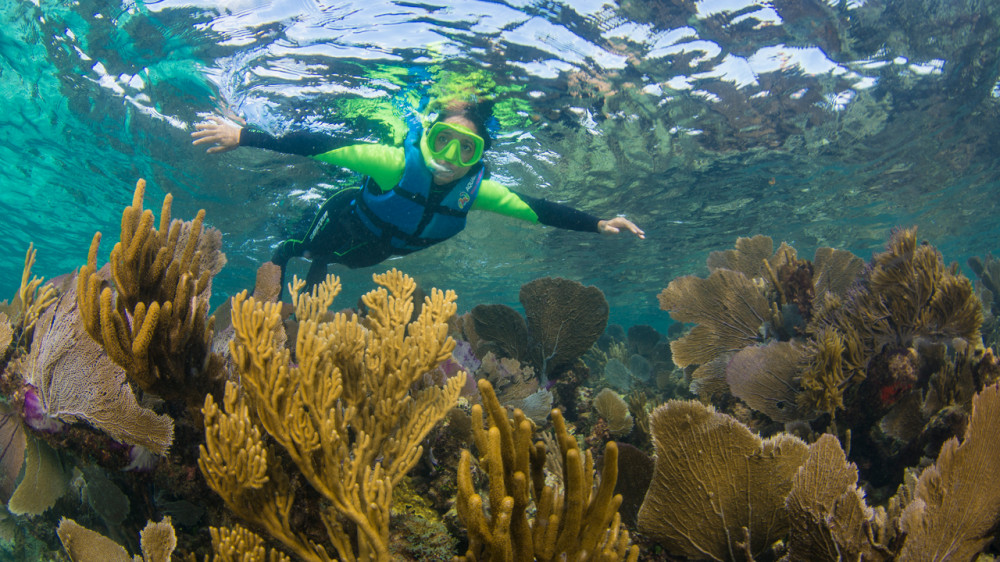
[[601, 217, 646, 239], [190, 115, 238, 152]]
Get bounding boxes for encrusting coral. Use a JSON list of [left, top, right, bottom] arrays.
[[455, 378, 638, 562], [199, 269, 466, 561], [76, 178, 226, 411]]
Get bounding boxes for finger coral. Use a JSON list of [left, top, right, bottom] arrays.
[[456, 378, 639, 561], [76, 178, 227, 411], [200, 270, 466, 561]]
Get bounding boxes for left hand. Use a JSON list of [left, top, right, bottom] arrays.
[[598, 216, 645, 239]]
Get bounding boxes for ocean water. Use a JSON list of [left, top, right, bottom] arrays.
[[2, 0, 1000, 560], [3, 0, 997, 333]]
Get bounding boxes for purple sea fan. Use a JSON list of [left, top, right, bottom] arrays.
[[22, 385, 65, 433], [24, 286, 174, 456]]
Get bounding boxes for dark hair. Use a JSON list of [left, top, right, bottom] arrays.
[[432, 98, 494, 152]]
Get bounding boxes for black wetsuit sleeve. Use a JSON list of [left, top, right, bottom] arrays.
[[239, 128, 351, 157], [512, 190, 601, 233]]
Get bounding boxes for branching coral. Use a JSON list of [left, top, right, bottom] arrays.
[[200, 270, 466, 561], [797, 327, 866, 417], [76, 178, 226, 410], [456, 378, 638, 561], [4, 244, 58, 348], [209, 524, 291, 562], [816, 227, 982, 354]]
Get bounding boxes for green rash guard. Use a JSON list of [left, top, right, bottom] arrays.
[[310, 143, 600, 231]]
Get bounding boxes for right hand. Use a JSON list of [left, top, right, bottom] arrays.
[[191, 115, 243, 154]]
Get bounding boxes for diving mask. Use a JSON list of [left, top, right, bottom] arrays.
[[424, 121, 485, 167]]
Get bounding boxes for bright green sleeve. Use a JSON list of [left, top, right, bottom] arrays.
[[311, 144, 405, 192], [472, 179, 540, 223]]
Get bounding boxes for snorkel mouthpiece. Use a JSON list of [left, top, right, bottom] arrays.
[[420, 132, 451, 175]]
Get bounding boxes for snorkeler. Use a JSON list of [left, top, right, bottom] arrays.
[[191, 99, 644, 289]]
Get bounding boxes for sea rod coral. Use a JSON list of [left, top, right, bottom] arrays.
[[456, 378, 639, 561], [76, 178, 227, 412], [199, 269, 466, 561]]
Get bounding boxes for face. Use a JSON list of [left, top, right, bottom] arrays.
[[429, 115, 482, 184]]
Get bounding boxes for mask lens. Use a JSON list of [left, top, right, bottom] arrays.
[[427, 122, 484, 166]]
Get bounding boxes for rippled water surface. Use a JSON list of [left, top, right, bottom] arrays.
[[2, 0, 999, 329]]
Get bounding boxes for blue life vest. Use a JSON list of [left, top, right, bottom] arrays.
[[354, 121, 484, 254]]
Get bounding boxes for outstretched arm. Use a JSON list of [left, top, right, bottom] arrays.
[[474, 181, 645, 239], [191, 114, 351, 156]]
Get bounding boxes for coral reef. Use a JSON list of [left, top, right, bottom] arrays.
[[199, 270, 466, 561], [656, 229, 993, 493], [24, 288, 173, 455], [455, 378, 638, 561], [466, 277, 608, 382], [57, 516, 176, 561], [637, 399, 809, 560], [637, 382, 1000, 561], [76, 178, 226, 412]]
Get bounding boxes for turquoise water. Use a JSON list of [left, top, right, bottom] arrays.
[[3, 0, 1000, 559], [3, 0, 998, 330]]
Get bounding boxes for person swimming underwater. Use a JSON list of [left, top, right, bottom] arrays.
[[192, 99, 644, 289]]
